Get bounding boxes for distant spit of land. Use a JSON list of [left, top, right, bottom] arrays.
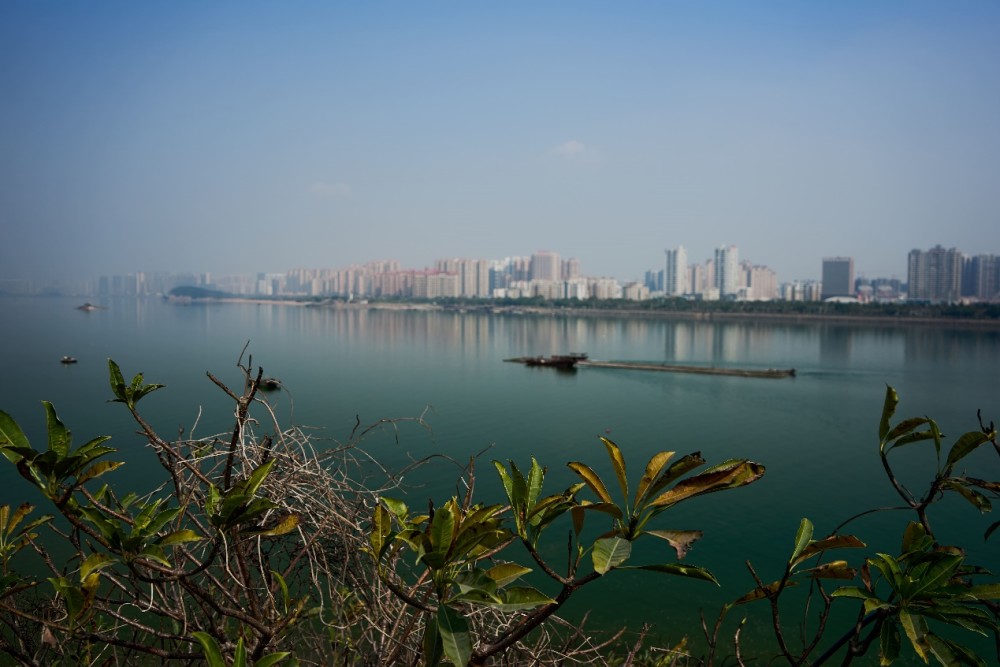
[[162, 286, 1000, 330]]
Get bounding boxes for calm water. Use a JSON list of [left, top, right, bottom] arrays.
[[2, 296, 998, 659]]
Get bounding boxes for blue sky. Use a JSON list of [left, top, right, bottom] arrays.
[[2, 1, 999, 285]]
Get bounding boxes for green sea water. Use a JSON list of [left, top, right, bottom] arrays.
[[1, 295, 997, 663]]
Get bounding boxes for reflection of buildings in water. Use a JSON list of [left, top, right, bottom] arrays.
[[663, 323, 696, 362], [819, 325, 853, 365], [711, 325, 744, 362], [903, 328, 975, 364]]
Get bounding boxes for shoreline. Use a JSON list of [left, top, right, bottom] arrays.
[[105, 294, 1000, 330]]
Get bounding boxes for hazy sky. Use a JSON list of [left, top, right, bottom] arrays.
[[3, 1, 999, 285]]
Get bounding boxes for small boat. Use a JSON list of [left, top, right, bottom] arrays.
[[507, 353, 588, 369], [60, 356, 78, 364], [260, 377, 281, 391]]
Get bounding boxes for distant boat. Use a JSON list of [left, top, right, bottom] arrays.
[[77, 302, 99, 311], [60, 356, 78, 364], [506, 353, 588, 369], [260, 377, 281, 391]]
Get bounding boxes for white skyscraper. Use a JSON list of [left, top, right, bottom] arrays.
[[714, 245, 739, 296], [664, 246, 688, 296]]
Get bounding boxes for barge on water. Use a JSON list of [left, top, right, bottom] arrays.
[[504, 353, 588, 368], [506, 354, 795, 378], [579, 360, 795, 379]]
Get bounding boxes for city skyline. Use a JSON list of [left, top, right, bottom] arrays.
[[2, 3, 999, 285], [2, 239, 995, 296], [11, 241, 996, 306]]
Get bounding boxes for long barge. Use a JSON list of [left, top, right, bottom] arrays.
[[506, 354, 794, 378], [578, 360, 795, 378]]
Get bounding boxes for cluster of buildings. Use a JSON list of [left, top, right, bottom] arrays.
[[906, 245, 1000, 303], [6, 245, 997, 305]]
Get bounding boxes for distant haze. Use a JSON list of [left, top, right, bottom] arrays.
[[2, 2, 999, 284]]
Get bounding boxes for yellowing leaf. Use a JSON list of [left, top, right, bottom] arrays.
[[634, 450, 675, 507], [649, 460, 765, 508], [600, 437, 628, 505], [567, 462, 613, 504]]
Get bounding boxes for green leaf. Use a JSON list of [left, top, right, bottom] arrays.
[[926, 635, 987, 667], [942, 480, 991, 512], [234, 637, 247, 667], [192, 631, 227, 667], [108, 359, 128, 403], [885, 417, 932, 443], [880, 619, 901, 666], [43, 402, 71, 458], [0, 409, 32, 456], [254, 653, 292, 667], [965, 583, 1000, 600], [437, 605, 472, 667], [488, 586, 555, 611], [76, 506, 117, 542], [422, 615, 443, 667], [249, 514, 300, 537], [75, 460, 124, 485], [592, 537, 631, 575], [889, 429, 936, 451], [80, 553, 117, 581], [156, 529, 202, 547], [869, 553, 905, 591], [380, 497, 409, 522], [526, 458, 544, 509], [567, 461, 613, 505], [142, 507, 181, 536], [429, 504, 455, 555], [878, 385, 899, 443], [486, 562, 532, 588], [241, 459, 276, 498], [908, 553, 963, 598], [137, 544, 171, 567], [509, 461, 528, 511], [944, 431, 991, 472], [49, 577, 85, 621], [901, 521, 931, 554], [899, 609, 930, 662], [371, 505, 390, 558], [621, 562, 719, 585], [831, 586, 879, 602], [600, 437, 628, 505], [493, 461, 514, 505], [789, 518, 814, 565], [985, 520, 999, 542]]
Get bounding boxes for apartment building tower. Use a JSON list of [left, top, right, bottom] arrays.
[[821, 257, 855, 299], [714, 245, 739, 297], [664, 246, 688, 296], [907, 246, 962, 303]]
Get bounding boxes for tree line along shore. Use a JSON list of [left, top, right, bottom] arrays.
[[165, 286, 1000, 328]]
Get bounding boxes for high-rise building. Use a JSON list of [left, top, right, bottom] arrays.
[[714, 245, 739, 296], [964, 255, 999, 301], [664, 246, 688, 296], [747, 265, 778, 301], [561, 257, 580, 281], [821, 257, 855, 299], [907, 246, 962, 302], [530, 251, 560, 282]]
